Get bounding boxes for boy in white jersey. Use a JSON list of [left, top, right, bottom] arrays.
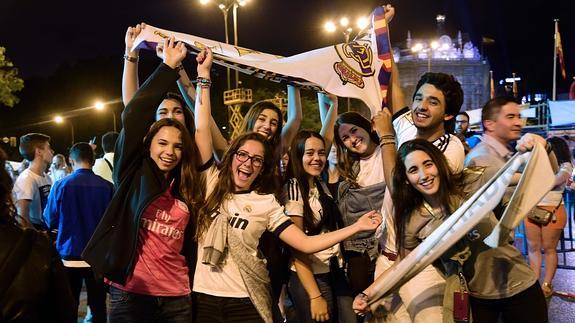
[[13, 133, 53, 230], [371, 69, 466, 322]]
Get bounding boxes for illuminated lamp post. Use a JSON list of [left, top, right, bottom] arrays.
[[54, 115, 75, 146], [95, 101, 117, 132]]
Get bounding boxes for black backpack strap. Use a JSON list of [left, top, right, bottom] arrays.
[[0, 228, 36, 301], [103, 158, 113, 172]]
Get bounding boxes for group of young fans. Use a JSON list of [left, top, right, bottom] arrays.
[[1, 5, 567, 323]]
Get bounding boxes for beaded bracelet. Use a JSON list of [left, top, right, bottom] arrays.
[[175, 64, 185, 72], [194, 77, 212, 88], [123, 55, 138, 63], [380, 141, 396, 147], [379, 134, 395, 142]]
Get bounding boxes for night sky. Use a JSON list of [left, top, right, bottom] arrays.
[[1, 0, 574, 153]]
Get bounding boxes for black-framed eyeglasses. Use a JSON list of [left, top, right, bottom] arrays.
[[234, 150, 264, 168]]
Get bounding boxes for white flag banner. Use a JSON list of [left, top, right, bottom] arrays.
[[549, 100, 575, 126], [368, 142, 554, 307], [132, 6, 393, 116], [465, 108, 482, 125], [520, 107, 537, 119], [483, 143, 555, 247]]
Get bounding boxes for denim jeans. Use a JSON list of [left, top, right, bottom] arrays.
[[287, 269, 357, 323], [194, 292, 264, 323], [108, 286, 192, 323]]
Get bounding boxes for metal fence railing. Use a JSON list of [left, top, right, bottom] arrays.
[[559, 190, 575, 270]]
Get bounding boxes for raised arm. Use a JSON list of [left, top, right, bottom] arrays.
[[318, 92, 338, 150], [372, 108, 397, 193], [279, 210, 381, 254], [175, 66, 197, 109], [115, 37, 184, 182], [158, 42, 228, 160], [122, 24, 144, 106], [281, 85, 303, 154], [194, 48, 214, 164], [389, 53, 406, 114], [382, 5, 406, 115]]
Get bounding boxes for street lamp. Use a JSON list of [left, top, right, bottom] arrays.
[[94, 101, 117, 132], [199, 0, 248, 89], [324, 15, 369, 43], [411, 40, 439, 72], [54, 115, 75, 146]]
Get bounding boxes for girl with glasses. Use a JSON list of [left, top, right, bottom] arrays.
[[191, 59, 382, 323]]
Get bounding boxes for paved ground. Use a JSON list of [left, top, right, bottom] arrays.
[[550, 266, 575, 323], [548, 223, 575, 323]]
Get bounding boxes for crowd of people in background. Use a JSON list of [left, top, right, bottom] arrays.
[[2, 5, 575, 323]]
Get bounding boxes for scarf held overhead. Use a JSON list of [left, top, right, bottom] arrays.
[[132, 6, 393, 116]]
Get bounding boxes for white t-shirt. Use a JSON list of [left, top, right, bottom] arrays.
[[357, 144, 385, 188], [393, 109, 465, 173], [193, 166, 292, 298], [13, 168, 52, 226], [284, 178, 342, 274], [93, 152, 114, 184]]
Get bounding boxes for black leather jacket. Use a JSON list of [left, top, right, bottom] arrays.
[[82, 63, 198, 284], [0, 222, 75, 322]]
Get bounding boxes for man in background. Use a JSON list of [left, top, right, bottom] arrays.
[[44, 142, 114, 322], [92, 131, 118, 184]]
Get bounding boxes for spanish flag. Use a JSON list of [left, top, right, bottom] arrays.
[[557, 22, 567, 79], [490, 70, 495, 99]]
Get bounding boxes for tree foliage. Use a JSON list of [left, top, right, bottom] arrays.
[[0, 47, 24, 107]]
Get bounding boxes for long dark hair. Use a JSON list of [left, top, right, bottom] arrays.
[[196, 133, 277, 239], [392, 139, 467, 255], [143, 118, 205, 216], [287, 131, 338, 234], [0, 147, 17, 225], [240, 101, 284, 149], [333, 112, 380, 185], [547, 136, 572, 165]]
